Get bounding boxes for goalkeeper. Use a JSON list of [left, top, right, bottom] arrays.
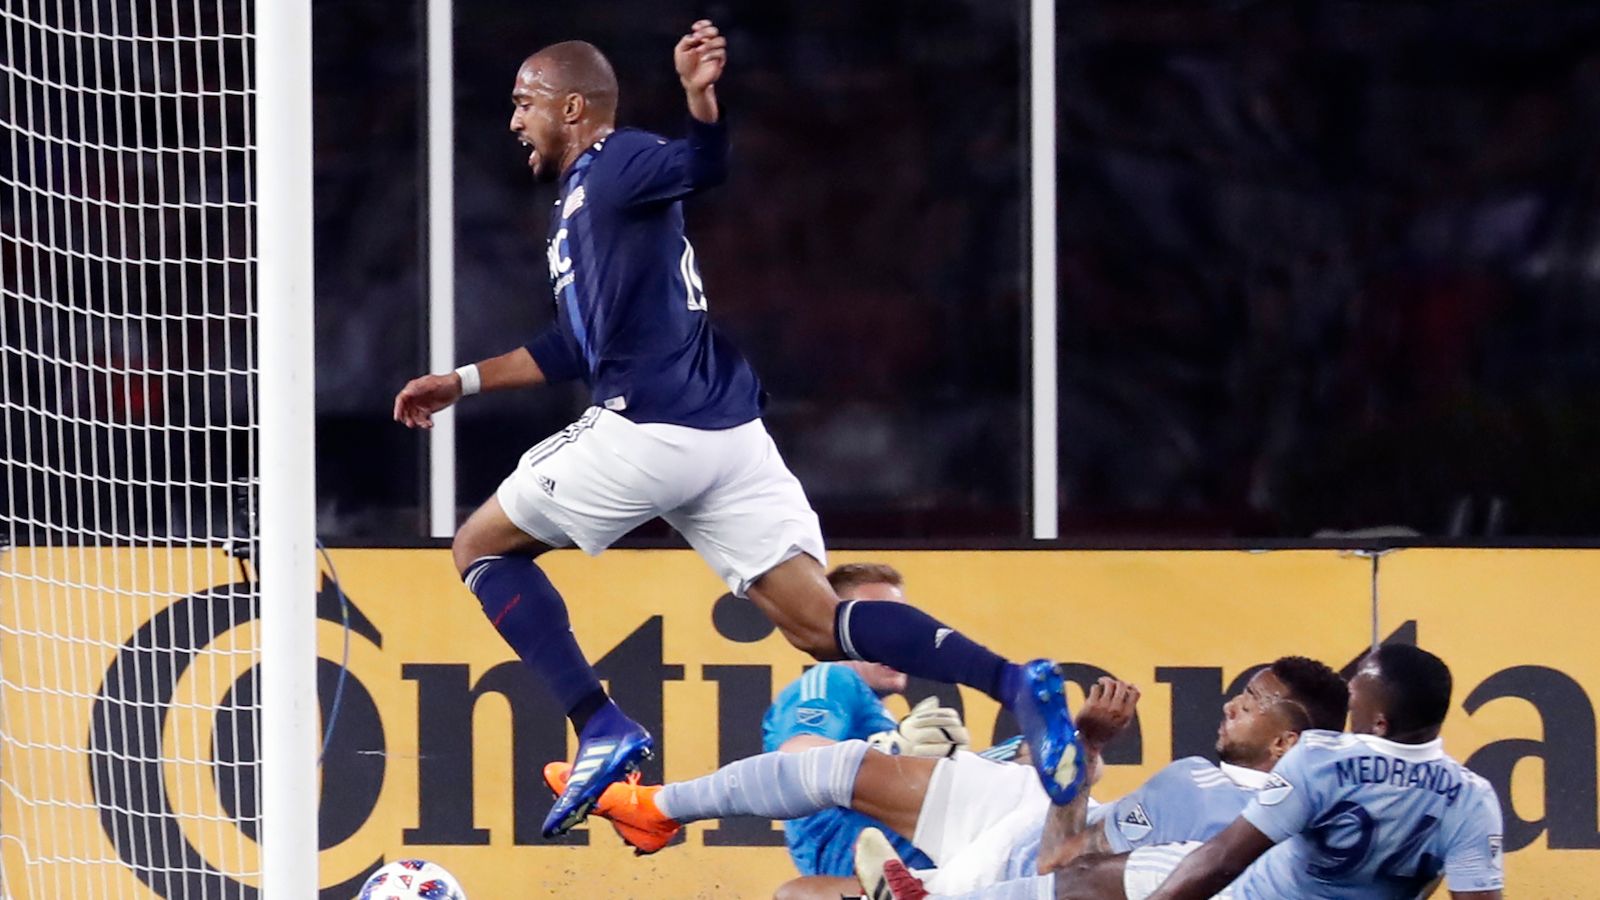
[[759, 564, 964, 894]]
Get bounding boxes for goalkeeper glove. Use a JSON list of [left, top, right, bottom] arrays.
[[868, 696, 970, 758]]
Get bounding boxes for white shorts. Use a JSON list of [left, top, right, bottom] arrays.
[[1123, 842, 1233, 899], [912, 751, 1049, 874], [918, 801, 1046, 895], [496, 408, 825, 596]]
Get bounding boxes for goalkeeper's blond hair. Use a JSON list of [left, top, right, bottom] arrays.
[[827, 563, 904, 596]]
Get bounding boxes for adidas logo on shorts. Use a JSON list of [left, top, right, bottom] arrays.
[[538, 475, 557, 496]]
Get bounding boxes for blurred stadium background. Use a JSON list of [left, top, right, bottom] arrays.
[[307, 0, 1600, 541]]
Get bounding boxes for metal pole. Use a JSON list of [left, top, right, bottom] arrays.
[[1029, 0, 1059, 539], [427, 0, 458, 537], [255, 0, 320, 892]]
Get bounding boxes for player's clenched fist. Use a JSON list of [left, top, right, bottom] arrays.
[[1075, 676, 1140, 753], [675, 19, 726, 92], [392, 373, 462, 430], [868, 696, 971, 759]]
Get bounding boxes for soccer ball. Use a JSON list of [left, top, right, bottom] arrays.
[[356, 859, 467, 900]]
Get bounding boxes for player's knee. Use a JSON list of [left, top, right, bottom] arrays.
[[779, 621, 842, 661], [450, 532, 480, 578], [451, 524, 507, 580]]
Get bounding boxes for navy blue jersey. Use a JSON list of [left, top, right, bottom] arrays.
[[524, 119, 765, 429]]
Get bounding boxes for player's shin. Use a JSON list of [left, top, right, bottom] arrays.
[[655, 739, 870, 824], [834, 600, 1023, 705], [462, 554, 610, 730]]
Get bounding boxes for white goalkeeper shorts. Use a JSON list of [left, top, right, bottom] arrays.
[[496, 407, 825, 597], [1123, 841, 1234, 899], [913, 751, 1049, 874]]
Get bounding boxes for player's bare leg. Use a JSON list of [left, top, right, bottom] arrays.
[[544, 739, 938, 855], [773, 875, 865, 900], [745, 553, 845, 659], [848, 751, 940, 841], [750, 555, 1029, 710], [451, 494, 549, 574], [452, 494, 651, 838]]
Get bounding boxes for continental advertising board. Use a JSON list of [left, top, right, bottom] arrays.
[[0, 548, 1594, 897]]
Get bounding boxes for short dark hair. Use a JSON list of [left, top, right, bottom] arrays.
[[827, 562, 904, 596], [1370, 644, 1453, 735], [528, 40, 618, 111], [1269, 656, 1349, 732]]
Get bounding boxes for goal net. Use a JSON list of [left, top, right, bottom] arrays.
[[1, 1, 268, 897]]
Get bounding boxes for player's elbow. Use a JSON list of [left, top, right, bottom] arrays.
[[688, 157, 728, 191]]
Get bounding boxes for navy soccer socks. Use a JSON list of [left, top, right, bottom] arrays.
[[833, 599, 1022, 705], [463, 554, 609, 731]]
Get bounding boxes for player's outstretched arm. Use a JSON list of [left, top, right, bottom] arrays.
[[1037, 678, 1140, 873], [1144, 818, 1275, 900], [392, 346, 547, 429], [675, 19, 725, 123]]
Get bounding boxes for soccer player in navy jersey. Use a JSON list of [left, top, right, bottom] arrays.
[[393, 22, 1075, 840]]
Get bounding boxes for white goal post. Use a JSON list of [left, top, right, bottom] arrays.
[[0, 0, 318, 897]]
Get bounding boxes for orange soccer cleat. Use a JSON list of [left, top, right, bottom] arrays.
[[542, 761, 682, 855]]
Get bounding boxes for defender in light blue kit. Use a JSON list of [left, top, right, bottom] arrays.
[[1145, 644, 1504, 900]]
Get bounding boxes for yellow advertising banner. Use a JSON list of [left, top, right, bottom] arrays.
[[1, 546, 1594, 898], [1377, 549, 1600, 898]]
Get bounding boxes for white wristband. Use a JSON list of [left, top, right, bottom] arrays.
[[454, 364, 481, 396]]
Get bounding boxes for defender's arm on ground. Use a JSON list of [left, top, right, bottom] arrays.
[[392, 346, 549, 429], [1142, 818, 1274, 900]]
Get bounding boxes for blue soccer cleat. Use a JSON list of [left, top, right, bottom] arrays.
[[542, 704, 654, 838], [1012, 659, 1087, 806]]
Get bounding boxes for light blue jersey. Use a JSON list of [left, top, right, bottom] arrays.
[[991, 758, 1269, 881], [761, 663, 896, 752], [1089, 757, 1270, 854], [1236, 730, 1504, 898], [760, 664, 933, 877]]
